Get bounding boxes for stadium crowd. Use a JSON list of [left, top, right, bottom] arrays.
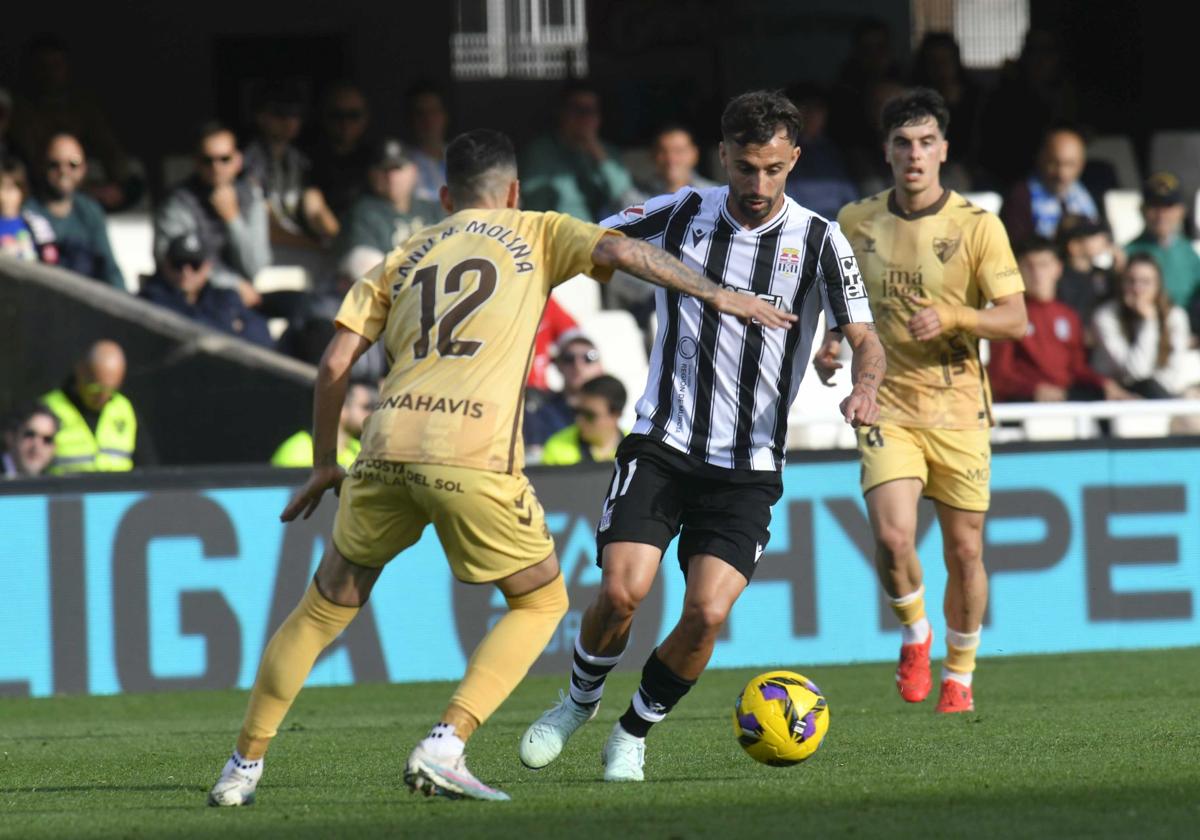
[[3, 24, 1200, 477]]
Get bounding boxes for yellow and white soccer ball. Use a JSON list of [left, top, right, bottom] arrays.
[[732, 670, 829, 766]]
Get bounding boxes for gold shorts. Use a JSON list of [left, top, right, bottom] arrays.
[[856, 423, 991, 512], [331, 460, 554, 583]]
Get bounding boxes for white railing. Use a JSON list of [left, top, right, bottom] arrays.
[[991, 399, 1200, 441]]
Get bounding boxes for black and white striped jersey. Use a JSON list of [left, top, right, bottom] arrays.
[[602, 186, 874, 471]]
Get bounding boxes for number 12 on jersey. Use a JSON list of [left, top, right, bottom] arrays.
[[411, 258, 499, 359]]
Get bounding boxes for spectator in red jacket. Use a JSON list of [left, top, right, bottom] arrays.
[[527, 297, 578, 389], [989, 237, 1133, 402]]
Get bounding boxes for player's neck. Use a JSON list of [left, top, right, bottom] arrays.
[[893, 182, 946, 216]]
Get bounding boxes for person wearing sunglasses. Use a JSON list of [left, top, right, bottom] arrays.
[[540, 375, 627, 466], [154, 122, 271, 311], [23, 132, 125, 288], [1, 402, 59, 479], [139, 233, 272, 349], [524, 333, 604, 457], [308, 82, 374, 218], [39, 339, 157, 474]]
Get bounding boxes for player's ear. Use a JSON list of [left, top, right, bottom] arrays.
[[940, 139, 948, 164], [507, 179, 520, 209], [439, 184, 454, 214], [789, 142, 801, 171], [718, 141, 727, 172]]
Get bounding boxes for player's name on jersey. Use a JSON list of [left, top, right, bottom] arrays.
[[377, 392, 485, 418], [394, 218, 536, 292]]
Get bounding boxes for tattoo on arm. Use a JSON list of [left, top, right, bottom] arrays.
[[597, 236, 721, 302], [850, 334, 886, 392]]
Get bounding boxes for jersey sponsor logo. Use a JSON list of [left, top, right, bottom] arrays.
[[377, 392, 486, 419], [722, 283, 784, 309], [692, 227, 706, 246], [679, 336, 699, 359], [776, 247, 801, 274], [841, 256, 867, 299], [932, 235, 961, 264]]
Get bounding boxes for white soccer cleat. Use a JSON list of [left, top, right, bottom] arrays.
[[404, 745, 511, 802], [207, 753, 262, 807], [519, 690, 599, 769], [601, 721, 645, 782]]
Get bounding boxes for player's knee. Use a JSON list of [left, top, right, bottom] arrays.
[[597, 579, 644, 623], [875, 524, 916, 561], [945, 536, 983, 574], [679, 599, 731, 640]]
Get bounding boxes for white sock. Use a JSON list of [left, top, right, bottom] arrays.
[[227, 749, 263, 780], [420, 722, 466, 760], [901, 616, 931, 645], [942, 667, 973, 688]]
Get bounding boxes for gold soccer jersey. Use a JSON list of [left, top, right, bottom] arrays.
[[335, 208, 615, 473], [837, 190, 1022, 429]]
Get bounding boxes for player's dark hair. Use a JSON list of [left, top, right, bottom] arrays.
[[194, 121, 238, 152], [445, 129, 517, 202], [580, 374, 627, 416], [653, 122, 696, 143], [0, 155, 29, 196], [1014, 235, 1059, 261], [880, 87, 950, 138], [721, 90, 802, 146], [405, 79, 445, 110], [4, 401, 60, 435]]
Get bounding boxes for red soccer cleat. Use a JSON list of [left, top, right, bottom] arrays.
[[935, 679, 974, 713], [895, 631, 933, 703]]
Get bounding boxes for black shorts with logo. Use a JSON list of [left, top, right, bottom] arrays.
[[594, 434, 784, 582]]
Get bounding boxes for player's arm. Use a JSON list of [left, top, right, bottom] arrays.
[[281, 327, 373, 522], [836, 323, 885, 427], [591, 234, 797, 328], [905, 291, 1027, 342]]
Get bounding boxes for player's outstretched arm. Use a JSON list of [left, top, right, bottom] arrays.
[[839, 322, 884, 428], [281, 327, 373, 522], [905, 292, 1027, 342], [591, 235, 798, 328]]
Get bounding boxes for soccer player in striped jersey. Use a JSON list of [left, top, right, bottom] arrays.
[[820, 88, 1027, 713], [520, 90, 886, 781]]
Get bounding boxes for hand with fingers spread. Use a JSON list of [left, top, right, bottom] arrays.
[[280, 465, 346, 522], [712, 288, 798, 329], [905, 294, 978, 342], [813, 333, 844, 386]]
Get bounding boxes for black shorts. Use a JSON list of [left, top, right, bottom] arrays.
[[594, 434, 783, 582]]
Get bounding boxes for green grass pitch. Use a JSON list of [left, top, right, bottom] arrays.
[[3, 647, 1198, 839]]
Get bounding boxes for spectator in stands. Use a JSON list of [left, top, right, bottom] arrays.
[[2, 402, 58, 479], [528, 297, 579, 390], [242, 81, 339, 253], [1093, 254, 1197, 398], [271, 380, 375, 469], [1001, 127, 1099, 243], [40, 339, 156, 473], [278, 246, 388, 381], [519, 81, 636, 220], [139, 232, 272, 349], [989, 237, 1131, 403], [910, 32, 982, 187], [829, 18, 902, 158], [1123, 172, 1200, 332], [1, 156, 57, 263], [845, 78, 908, 196], [0, 87, 20, 164], [335, 139, 441, 257], [784, 83, 859, 220], [541, 374, 627, 465], [524, 333, 604, 454], [1056, 214, 1120, 329], [10, 36, 142, 212], [405, 82, 449, 207], [634, 123, 716, 198], [155, 123, 270, 309], [309, 82, 373, 218], [24, 133, 123, 288], [978, 29, 1078, 191]]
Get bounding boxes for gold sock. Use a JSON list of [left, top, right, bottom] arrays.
[[888, 585, 927, 627], [944, 627, 981, 674], [446, 573, 569, 734], [236, 581, 359, 759]]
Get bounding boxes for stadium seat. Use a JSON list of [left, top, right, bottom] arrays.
[[253, 265, 310, 293], [579, 309, 648, 429], [106, 212, 156, 293], [962, 191, 1002, 215], [552, 273, 602, 323], [1087, 135, 1141, 191], [1104, 190, 1143, 246], [1149, 131, 1200, 212]]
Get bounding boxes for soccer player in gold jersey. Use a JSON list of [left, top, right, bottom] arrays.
[[816, 89, 1027, 713], [206, 129, 794, 805]]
